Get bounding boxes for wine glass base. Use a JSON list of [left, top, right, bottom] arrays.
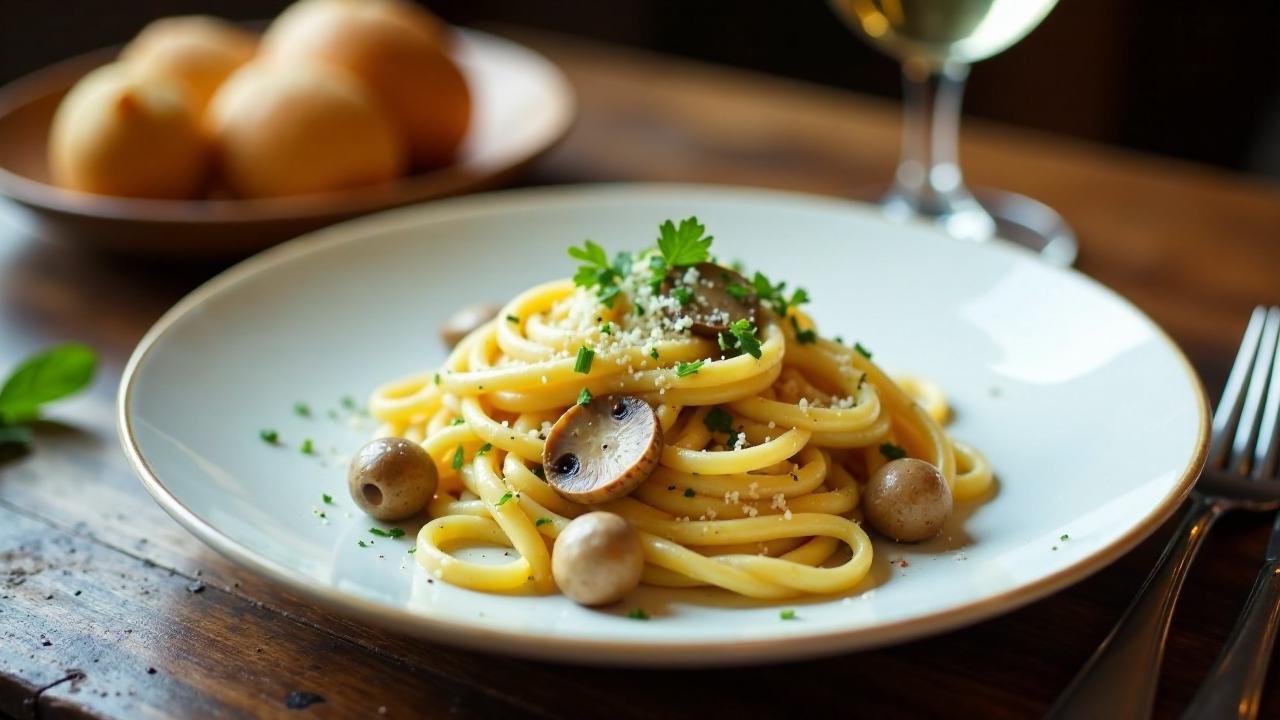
[[852, 185, 1079, 267]]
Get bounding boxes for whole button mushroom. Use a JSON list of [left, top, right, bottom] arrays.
[[551, 511, 645, 606], [348, 437, 438, 521], [440, 302, 501, 348], [662, 262, 759, 338], [542, 395, 662, 504], [863, 458, 953, 542]]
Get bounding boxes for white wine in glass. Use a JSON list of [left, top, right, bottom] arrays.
[[831, 0, 1076, 265]]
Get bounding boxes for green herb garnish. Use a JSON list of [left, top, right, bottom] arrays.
[[703, 406, 735, 436], [434, 373, 441, 385], [0, 343, 97, 427], [569, 240, 631, 308], [340, 395, 357, 410], [496, 491, 515, 507], [259, 429, 279, 444], [293, 402, 311, 417], [649, 348, 660, 360], [574, 346, 595, 374], [357, 540, 369, 548], [452, 444, 464, 470], [751, 271, 809, 317], [672, 286, 694, 306], [577, 387, 593, 405], [725, 283, 751, 301], [719, 319, 762, 359], [506, 314, 519, 323], [854, 342, 873, 359], [535, 517, 552, 527], [656, 217, 713, 268], [790, 317, 817, 345], [476, 443, 493, 456], [600, 321, 613, 335], [780, 609, 797, 620], [408, 547, 417, 554], [322, 493, 333, 504], [684, 488, 696, 498], [370, 527, 405, 538], [675, 360, 704, 377], [879, 442, 907, 461], [627, 608, 650, 621], [300, 438, 314, 455], [1060, 533, 1070, 542], [449, 417, 465, 426]]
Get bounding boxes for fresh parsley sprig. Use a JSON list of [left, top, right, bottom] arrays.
[[751, 271, 810, 318], [717, 319, 763, 359], [656, 217, 713, 267], [568, 240, 631, 308]]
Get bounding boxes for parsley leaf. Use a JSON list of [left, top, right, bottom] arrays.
[[300, 438, 314, 455], [879, 442, 907, 461], [854, 342, 873, 359], [449, 417, 465, 426], [293, 401, 311, 417], [726, 319, 762, 359], [574, 346, 595, 374], [672, 286, 694, 305], [322, 493, 333, 504], [750, 272, 810, 318], [535, 517, 552, 527], [649, 348, 660, 360], [259, 429, 279, 444], [780, 609, 797, 620], [0, 343, 97, 425], [675, 360, 705, 377], [496, 491, 515, 507], [703, 406, 735, 436], [790, 317, 817, 344], [656, 217, 713, 268], [577, 387, 593, 405], [476, 443, 493, 456], [433, 373, 441, 385], [452, 444, 465, 470], [568, 240, 630, 307], [370, 527, 405, 538], [627, 608, 650, 620]]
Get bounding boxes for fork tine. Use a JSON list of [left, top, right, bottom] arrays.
[[1254, 308, 1280, 478], [1231, 307, 1280, 475], [1209, 306, 1268, 468]]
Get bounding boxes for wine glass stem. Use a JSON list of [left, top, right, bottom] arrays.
[[885, 58, 995, 241]]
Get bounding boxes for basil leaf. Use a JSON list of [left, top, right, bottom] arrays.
[[0, 344, 97, 424]]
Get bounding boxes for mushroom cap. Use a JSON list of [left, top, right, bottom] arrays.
[[551, 511, 645, 606], [348, 436, 438, 521], [662, 262, 759, 338], [542, 395, 662, 504], [863, 458, 952, 542], [440, 302, 500, 348]]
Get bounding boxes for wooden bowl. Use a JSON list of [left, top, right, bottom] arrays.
[[0, 28, 574, 259]]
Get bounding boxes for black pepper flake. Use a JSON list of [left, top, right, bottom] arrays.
[[41, 639, 52, 647], [74, 590, 82, 596], [186, 580, 206, 594], [285, 691, 326, 710], [147, 667, 157, 675]]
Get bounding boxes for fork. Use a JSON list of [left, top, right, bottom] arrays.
[[1047, 306, 1280, 720]]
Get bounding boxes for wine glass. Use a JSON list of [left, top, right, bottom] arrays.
[[830, 0, 1077, 266]]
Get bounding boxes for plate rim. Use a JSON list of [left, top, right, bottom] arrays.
[[116, 182, 1210, 666]]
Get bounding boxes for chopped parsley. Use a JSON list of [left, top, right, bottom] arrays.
[[725, 283, 751, 300], [790, 317, 817, 344], [433, 373, 441, 385], [568, 240, 630, 307], [1060, 533, 1070, 542], [577, 387, 593, 405], [672, 286, 694, 306], [649, 348, 660, 360], [449, 417, 465, 426], [574, 346, 595, 374], [684, 488, 696, 498], [340, 395, 357, 410], [322, 493, 333, 504], [879, 442, 908, 461], [506, 314, 519, 323], [627, 608, 650, 621], [476, 443, 493, 456], [407, 547, 417, 554], [751, 271, 809, 317], [495, 491, 515, 507], [719, 319, 762, 359], [259, 429, 279, 444], [854, 342, 873, 359], [535, 517, 552, 527], [357, 540, 369, 548], [451, 444, 464, 470], [675, 360, 705, 377], [293, 402, 311, 417], [370, 527, 405, 538], [656, 217, 712, 268], [780, 609, 797, 620], [857, 373, 867, 391], [300, 438, 314, 455], [599, 321, 613, 335], [703, 406, 735, 436]]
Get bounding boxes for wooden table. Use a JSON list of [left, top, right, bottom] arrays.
[[3, 29, 1280, 719]]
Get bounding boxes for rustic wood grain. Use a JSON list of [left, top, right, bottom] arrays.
[[2, 28, 1280, 719]]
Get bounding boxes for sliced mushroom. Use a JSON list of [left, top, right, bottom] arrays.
[[552, 511, 645, 605], [348, 437, 438, 521], [662, 262, 758, 338], [542, 395, 662, 504], [439, 302, 500, 348], [863, 458, 952, 542]]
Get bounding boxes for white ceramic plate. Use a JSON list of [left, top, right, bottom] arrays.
[[119, 185, 1208, 666]]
